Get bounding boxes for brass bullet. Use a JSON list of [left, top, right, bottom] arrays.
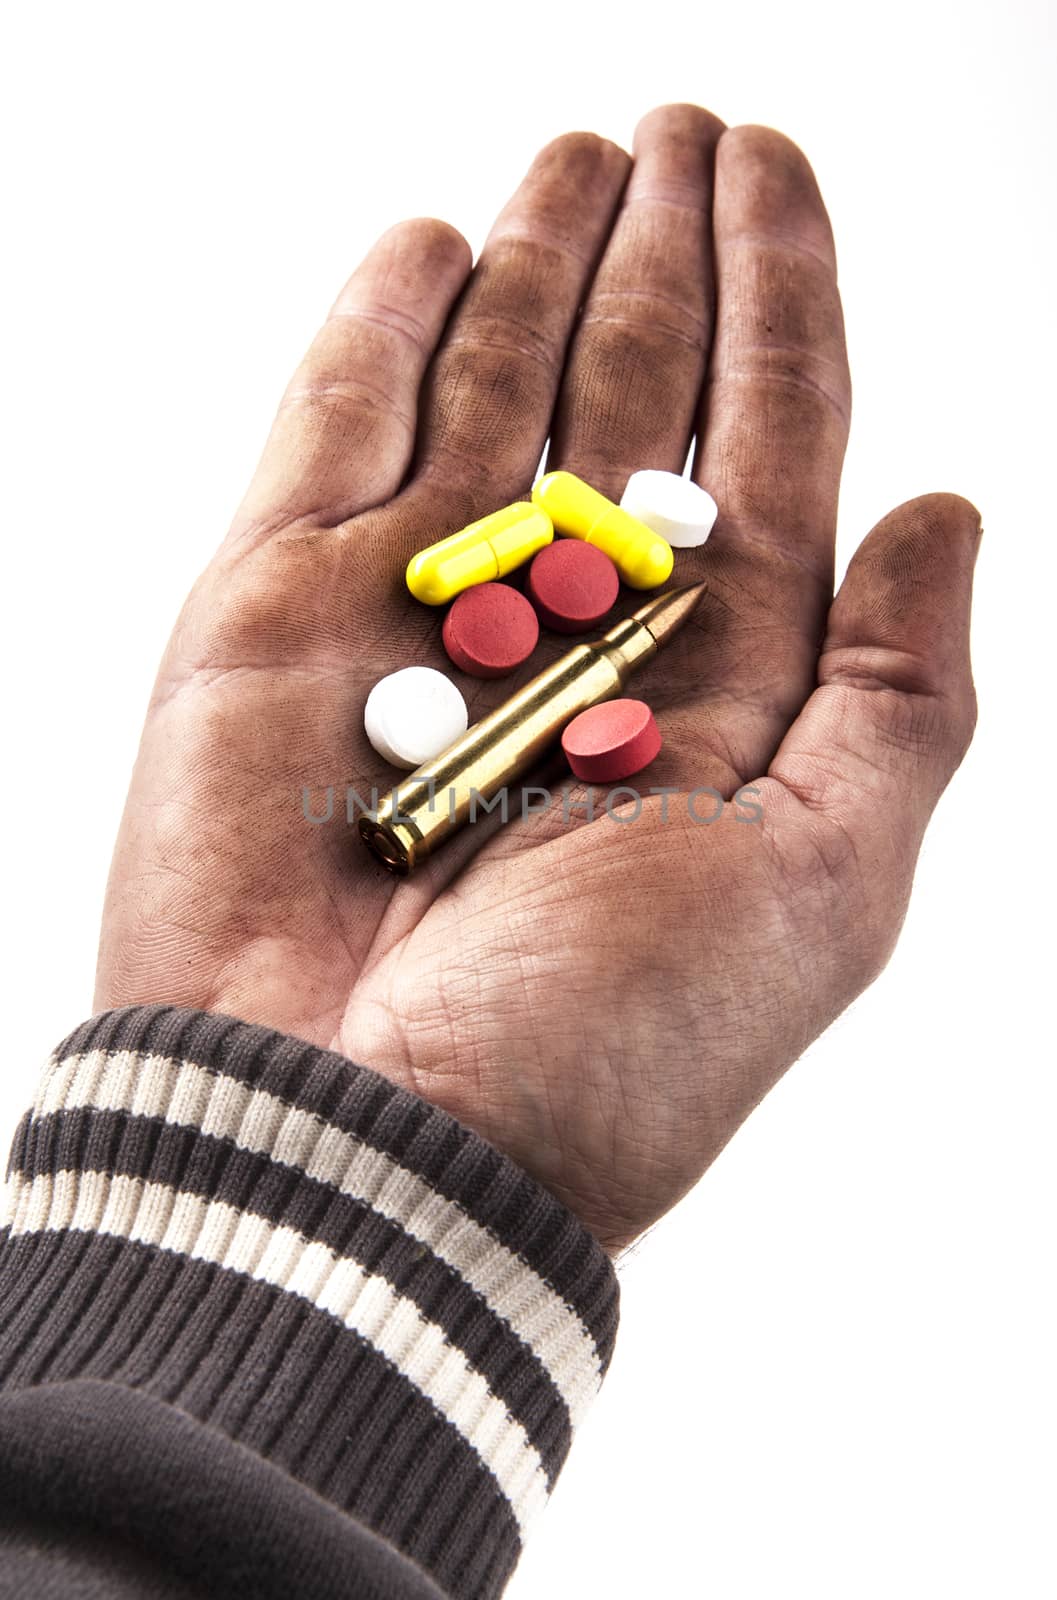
[[359, 581, 706, 876]]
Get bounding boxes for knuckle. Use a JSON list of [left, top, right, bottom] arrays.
[[446, 306, 554, 370], [821, 645, 940, 700], [318, 298, 427, 365], [581, 287, 710, 355], [280, 379, 413, 440], [714, 339, 850, 433]]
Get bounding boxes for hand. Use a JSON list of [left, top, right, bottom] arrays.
[[96, 105, 979, 1255]]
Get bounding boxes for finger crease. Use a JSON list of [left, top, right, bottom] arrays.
[[591, 284, 711, 325], [712, 518, 835, 584], [486, 223, 596, 272], [327, 304, 432, 359], [723, 229, 836, 276], [444, 330, 556, 373], [710, 362, 850, 427], [280, 380, 415, 435], [623, 185, 711, 216], [820, 644, 945, 700], [579, 310, 707, 354]]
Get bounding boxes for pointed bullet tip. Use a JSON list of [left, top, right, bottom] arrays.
[[630, 578, 707, 649]]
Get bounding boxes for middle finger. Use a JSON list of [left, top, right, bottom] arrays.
[[399, 130, 630, 537], [546, 102, 725, 501]]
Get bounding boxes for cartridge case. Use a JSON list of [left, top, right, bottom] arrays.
[[359, 582, 704, 875]]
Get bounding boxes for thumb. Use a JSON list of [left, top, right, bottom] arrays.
[[758, 491, 981, 981]]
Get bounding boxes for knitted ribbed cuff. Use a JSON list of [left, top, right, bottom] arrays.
[[0, 1005, 619, 1600]]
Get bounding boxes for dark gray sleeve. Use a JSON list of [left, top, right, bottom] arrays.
[[0, 1005, 620, 1599], [0, 1381, 446, 1599]]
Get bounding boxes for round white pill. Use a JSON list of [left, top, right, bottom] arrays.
[[364, 667, 469, 771], [620, 470, 718, 549]]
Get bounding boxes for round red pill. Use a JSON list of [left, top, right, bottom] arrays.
[[526, 538, 620, 634], [442, 582, 540, 679], [561, 699, 662, 783]]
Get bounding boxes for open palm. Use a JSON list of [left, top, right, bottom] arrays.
[[97, 105, 979, 1253]]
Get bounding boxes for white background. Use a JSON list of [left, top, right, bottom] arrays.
[[2, 2, 1054, 1595]]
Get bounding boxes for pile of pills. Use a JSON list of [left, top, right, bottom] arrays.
[[365, 468, 717, 784]]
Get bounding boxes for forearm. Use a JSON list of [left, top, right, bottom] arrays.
[[0, 1004, 618, 1599]]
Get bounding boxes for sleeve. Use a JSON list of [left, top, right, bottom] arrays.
[[0, 1004, 620, 1600]]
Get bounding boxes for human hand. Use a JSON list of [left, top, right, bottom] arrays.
[[96, 104, 979, 1255]]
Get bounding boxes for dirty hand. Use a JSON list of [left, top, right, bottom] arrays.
[[97, 105, 980, 1254]]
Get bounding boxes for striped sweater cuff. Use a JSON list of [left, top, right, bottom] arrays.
[[0, 1005, 619, 1600]]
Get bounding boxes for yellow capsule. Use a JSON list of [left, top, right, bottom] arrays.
[[406, 502, 553, 605], [531, 470, 674, 590]]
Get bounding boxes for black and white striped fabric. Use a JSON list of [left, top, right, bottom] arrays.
[[0, 1006, 619, 1599]]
